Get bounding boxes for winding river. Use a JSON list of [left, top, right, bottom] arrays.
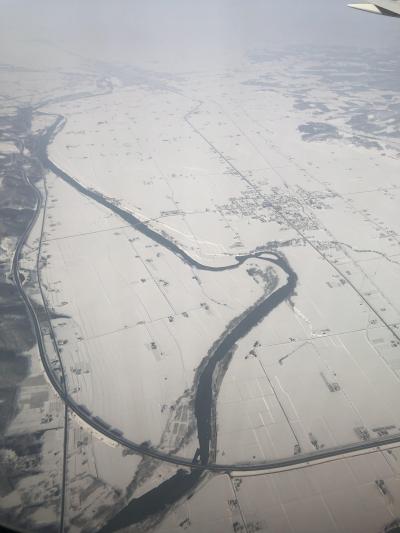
[[34, 112, 298, 530]]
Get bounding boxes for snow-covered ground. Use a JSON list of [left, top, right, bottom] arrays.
[[2, 41, 400, 533], [40, 171, 283, 454], [39, 50, 400, 469], [150, 445, 400, 533]]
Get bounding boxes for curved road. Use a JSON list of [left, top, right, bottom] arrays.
[[11, 106, 400, 484], [19, 116, 400, 474], [12, 166, 68, 532]]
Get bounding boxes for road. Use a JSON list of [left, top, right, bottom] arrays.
[[4, 77, 399, 533], [16, 136, 400, 477], [8, 102, 400, 496], [12, 165, 69, 533]]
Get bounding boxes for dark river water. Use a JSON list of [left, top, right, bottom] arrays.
[[36, 115, 297, 531]]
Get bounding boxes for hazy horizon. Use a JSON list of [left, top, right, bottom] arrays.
[[1, 0, 400, 72]]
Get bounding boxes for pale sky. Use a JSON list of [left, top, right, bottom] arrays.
[[1, 0, 399, 71]]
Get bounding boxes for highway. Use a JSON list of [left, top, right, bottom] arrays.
[[7, 96, 400, 529], [7, 102, 400, 503], [14, 131, 400, 477], [12, 164, 69, 533]]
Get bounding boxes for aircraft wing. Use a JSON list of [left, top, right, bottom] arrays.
[[348, 1, 400, 16]]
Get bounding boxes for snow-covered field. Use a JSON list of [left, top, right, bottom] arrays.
[[38, 51, 400, 469], [40, 171, 283, 454], [151, 445, 400, 533], [2, 39, 400, 533]]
